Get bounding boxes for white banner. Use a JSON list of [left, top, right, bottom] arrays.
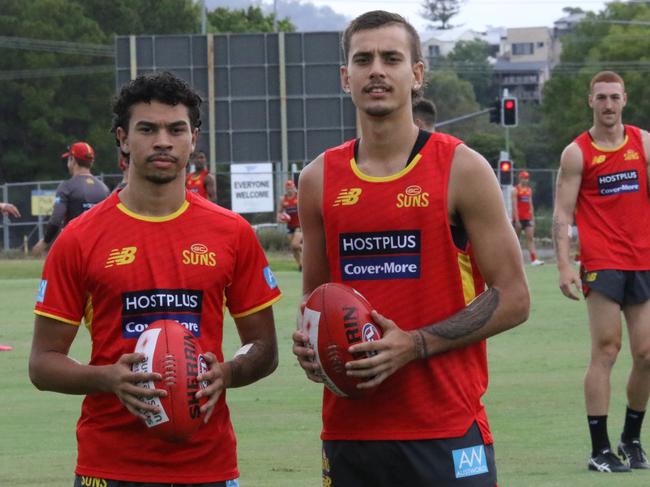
[[230, 163, 274, 214]]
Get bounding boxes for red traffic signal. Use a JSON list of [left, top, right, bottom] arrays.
[[502, 97, 518, 127], [499, 160, 513, 185]]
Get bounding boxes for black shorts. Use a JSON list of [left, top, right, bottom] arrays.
[[581, 268, 650, 305], [322, 422, 497, 487], [518, 220, 533, 229], [287, 226, 301, 235], [74, 476, 236, 487]]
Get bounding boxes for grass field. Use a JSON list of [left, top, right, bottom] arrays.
[[1, 257, 649, 486]]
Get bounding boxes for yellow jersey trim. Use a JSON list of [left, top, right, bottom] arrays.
[[117, 200, 190, 222], [591, 134, 628, 153], [350, 153, 422, 182], [231, 294, 282, 318], [457, 253, 477, 305], [34, 310, 81, 326]]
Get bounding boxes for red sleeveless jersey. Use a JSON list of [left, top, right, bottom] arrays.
[[281, 194, 300, 229], [321, 133, 491, 442], [186, 169, 209, 198], [34, 191, 281, 483], [574, 125, 650, 270], [515, 185, 533, 220]]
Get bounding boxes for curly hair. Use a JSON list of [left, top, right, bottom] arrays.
[[111, 71, 202, 138]]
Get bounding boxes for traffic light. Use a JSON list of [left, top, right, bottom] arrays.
[[502, 97, 518, 127], [489, 100, 500, 124], [499, 160, 513, 185]]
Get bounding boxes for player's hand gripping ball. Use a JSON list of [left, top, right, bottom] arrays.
[[132, 320, 209, 442], [301, 283, 382, 399]]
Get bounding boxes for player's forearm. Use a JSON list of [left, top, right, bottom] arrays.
[[552, 212, 573, 268], [29, 351, 113, 395], [411, 284, 529, 359], [223, 338, 278, 389], [42, 223, 60, 244]]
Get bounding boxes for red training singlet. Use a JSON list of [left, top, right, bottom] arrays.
[[281, 194, 300, 229], [515, 185, 533, 221], [321, 133, 491, 443], [186, 169, 209, 198], [574, 125, 650, 270], [34, 191, 282, 483]]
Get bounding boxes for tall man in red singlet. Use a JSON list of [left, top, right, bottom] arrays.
[[511, 171, 544, 266], [186, 150, 216, 201], [554, 70, 650, 473], [291, 11, 529, 486], [29, 71, 281, 486]]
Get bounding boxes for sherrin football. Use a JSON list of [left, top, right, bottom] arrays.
[[301, 283, 382, 399], [132, 320, 208, 442]]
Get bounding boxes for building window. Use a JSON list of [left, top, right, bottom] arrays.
[[537, 42, 544, 48], [512, 43, 534, 55], [428, 45, 440, 57]]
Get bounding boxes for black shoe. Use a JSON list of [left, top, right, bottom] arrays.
[[588, 449, 631, 472], [618, 440, 650, 469]]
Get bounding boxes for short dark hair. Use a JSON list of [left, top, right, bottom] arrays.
[[342, 10, 423, 66], [412, 98, 437, 128], [111, 71, 202, 138]]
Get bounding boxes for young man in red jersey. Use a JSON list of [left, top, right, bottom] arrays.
[[292, 11, 529, 486], [186, 149, 217, 201], [511, 170, 544, 266], [554, 70, 650, 473], [29, 71, 281, 487], [277, 179, 302, 270]]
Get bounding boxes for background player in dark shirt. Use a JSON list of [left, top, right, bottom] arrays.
[[32, 141, 109, 255], [412, 97, 436, 132]]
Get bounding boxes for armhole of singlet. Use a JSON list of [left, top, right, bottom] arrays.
[[353, 129, 432, 168]]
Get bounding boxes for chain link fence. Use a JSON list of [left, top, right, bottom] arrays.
[[2, 165, 302, 252]]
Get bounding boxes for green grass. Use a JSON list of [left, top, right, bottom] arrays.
[[1, 260, 649, 486]]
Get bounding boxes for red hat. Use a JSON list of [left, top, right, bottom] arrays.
[[519, 170, 530, 179], [285, 179, 296, 190], [61, 142, 95, 162]]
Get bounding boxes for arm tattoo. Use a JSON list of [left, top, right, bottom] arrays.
[[552, 214, 565, 251], [228, 341, 275, 388], [421, 287, 500, 341], [412, 329, 428, 360]]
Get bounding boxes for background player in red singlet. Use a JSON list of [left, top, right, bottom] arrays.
[[511, 170, 544, 266], [277, 179, 302, 270], [554, 70, 650, 472], [186, 149, 216, 201], [292, 11, 529, 486], [29, 71, 281, 486]]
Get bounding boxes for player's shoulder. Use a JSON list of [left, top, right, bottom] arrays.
[[187, 192, 249, 228], [560, 141, 583, 166]]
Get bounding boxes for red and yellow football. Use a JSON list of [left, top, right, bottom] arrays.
[[132, 320, 208, 442], [301, 283, 382, 399]]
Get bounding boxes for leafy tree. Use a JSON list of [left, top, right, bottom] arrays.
[[421, 0, 465, 30], [446, 39, 496, 107], [207, 6, 294, 33]]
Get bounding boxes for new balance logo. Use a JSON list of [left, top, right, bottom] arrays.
[[333, 188, 362, 206], [105, 246, 137, 268]]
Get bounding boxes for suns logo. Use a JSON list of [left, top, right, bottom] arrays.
[[592, 155, 607, 165], [624, 149, 640, 161], [105, 246, 137, 268], [396, 185, 429, 208], [333, 188, 362, 206], [182, 243, 216, 267]]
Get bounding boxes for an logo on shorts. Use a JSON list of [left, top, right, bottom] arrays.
[[333, 188, 362, 206], [586, 271, 598, 282], [452, 445, 489, 478], [105, 246, 137, 267], [37, 280, 48, 303], [77, 476, 108, 487]]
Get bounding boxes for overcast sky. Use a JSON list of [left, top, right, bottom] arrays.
[[210, 0, 611, 33]]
